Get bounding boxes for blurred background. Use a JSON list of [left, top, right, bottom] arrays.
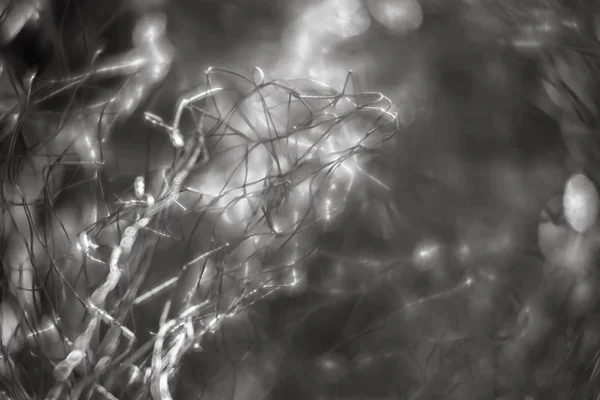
[[2, 0, 600, 399]]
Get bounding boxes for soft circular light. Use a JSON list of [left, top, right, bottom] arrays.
[[366, 0, 423, 35], [322, 0, 371, 38], [313, 352, 350, 383], [412, 238, 444, 271], [563, 173, 599, 234]]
